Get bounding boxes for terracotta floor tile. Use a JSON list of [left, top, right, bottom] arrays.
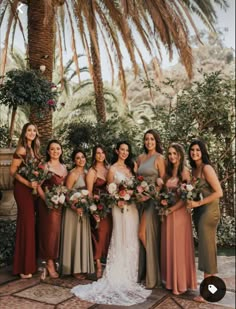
[[57, 296, 94, 308], [14, 283, 73, 305], [0, 277, 40, 296], [0, 295, 54, 308]]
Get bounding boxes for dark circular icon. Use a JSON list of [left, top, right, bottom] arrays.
[[200, 276, 226, 302]]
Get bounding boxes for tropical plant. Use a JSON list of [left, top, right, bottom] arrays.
[[0, 0, 228, 143], [140, 71, 235, 216], [0, 69, 59, 146]]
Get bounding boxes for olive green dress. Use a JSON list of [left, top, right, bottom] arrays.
[[193, 168, 220, 274], [137, 153, 161, 288], [62, 175, 95, 275]]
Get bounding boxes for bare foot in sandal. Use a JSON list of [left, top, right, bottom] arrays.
[[74, 273, 86, 280]]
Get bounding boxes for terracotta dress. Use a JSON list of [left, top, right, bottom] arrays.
[[91, 177, 112, 261], [62, 175, 94, 275], [137, 153, 161, 288], [12, 153, 37, 275], [161, 178, 197, 295], [38, 173, 65, 260], [193, 166, 220, 274]]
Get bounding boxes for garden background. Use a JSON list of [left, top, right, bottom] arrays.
[[0, 0, 235, 268]]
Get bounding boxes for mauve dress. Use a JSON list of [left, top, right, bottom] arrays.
[[13, 153, 37, 275], [38, 173, 65, 260], [161, 178, 197, 295], [91, 177, 112, 260]]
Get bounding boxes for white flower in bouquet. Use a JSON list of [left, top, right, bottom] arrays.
[[108, 182, 117, 194], [51, 195, 60, 204], [126, 178, 134, 187], [58, 194, 66, 204], [90, 204, 97, 212], [70, 192, 82, 200], [186, 184, 194, 191], [81, 189, 89, 196], [141, 181, 148, 189], [124, 193, 131, 201]]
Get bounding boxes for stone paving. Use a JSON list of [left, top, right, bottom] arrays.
[[0, 256, 235, 309]]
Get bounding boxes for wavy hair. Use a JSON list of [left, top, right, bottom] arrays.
[[17, 122, 41, 159], [90, 145, 109, 171], [111, 141, 135, 174], [46, 139, 64, 163], [166, 143, 186, 181], [143, 129, 163, 154], [71, 148, 87, 167], [188, 139, 211, 168]]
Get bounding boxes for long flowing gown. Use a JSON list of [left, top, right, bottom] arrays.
[[38, 173, 65, 260], [193, 165, 220, 274], [71, 170, 151, 306], [161, 178, 197, 295], [62, 175, 94, 275], [90, 177, 112, 261], [137, 153, 161, 288], [12, 153, 37, 275]]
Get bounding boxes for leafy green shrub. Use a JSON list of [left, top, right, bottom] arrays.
[[57, 116, 143, 166], [0, 125, 10, 148], [0, 220, 16, 267], [217, 215, 235, 247]]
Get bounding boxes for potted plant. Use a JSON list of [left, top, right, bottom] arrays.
[[0, 68, 59, 147], [0, 69, 59, 219]]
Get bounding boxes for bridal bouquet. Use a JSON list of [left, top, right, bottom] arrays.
[[67, 189, 91, 219], [45, 185, 68, 210], [133, 175, 159, 203], [157, 188, 177, 221], [107, 178, 134, 213], [17, 156, 52, 194], [178, 177, 204, 212]]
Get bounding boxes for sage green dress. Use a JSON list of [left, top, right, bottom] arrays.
[[137, 153, 161, 288], [62, 175, 95, 275], [193, 167, 220, 274]]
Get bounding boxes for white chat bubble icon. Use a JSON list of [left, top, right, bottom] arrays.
[[208, 284, 218, 294]]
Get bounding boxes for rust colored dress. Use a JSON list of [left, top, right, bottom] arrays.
[[13, 153, 37, 275], [161, 178, 197, 295], [91, 177, 112, 260], [38, 173, 65, 260]]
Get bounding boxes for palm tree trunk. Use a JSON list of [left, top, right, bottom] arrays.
[[28, 0, 55, 146], [90, 26, 106, 122]]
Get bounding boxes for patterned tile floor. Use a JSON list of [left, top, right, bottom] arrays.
[[0, 256, 235, 309]]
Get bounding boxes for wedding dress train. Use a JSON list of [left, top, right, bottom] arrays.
[[71, 171, 151, 306]]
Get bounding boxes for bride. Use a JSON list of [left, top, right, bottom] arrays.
[[71, 141, 151, 306]]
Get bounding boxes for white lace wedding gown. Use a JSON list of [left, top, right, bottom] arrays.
[[71, 170, 151, 306]]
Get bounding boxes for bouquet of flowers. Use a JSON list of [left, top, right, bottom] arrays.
[[89, 193, 111, 228], [107, 178, 134, 213], [67, 189, 91, 220], [157, 188, 177, 221], [133, 175, 159, 203], [45, 185, 68, 210], [178, 177, 204, 212], [17, 156, 52, 194]]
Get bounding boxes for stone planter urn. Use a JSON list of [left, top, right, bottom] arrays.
[[0, 148, 17, 220]]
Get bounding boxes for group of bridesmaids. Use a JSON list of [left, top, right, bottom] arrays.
[[10, 122, 222, 303]]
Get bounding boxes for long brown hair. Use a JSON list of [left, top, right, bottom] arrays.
[[166, 143, 186, 181], [17, 123, 41, 159], [143, 129, 163, 154]]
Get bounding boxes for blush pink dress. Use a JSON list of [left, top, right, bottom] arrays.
[[161, 177, 197, 295]]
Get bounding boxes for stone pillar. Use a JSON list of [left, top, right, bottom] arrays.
[[0, 148, 17, 221]]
